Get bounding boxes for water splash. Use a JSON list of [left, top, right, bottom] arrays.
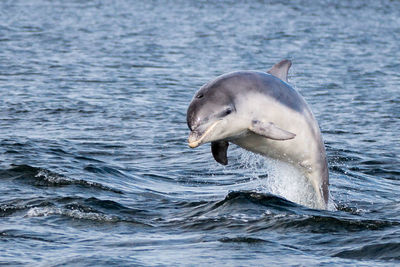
[[237, 151, 327, 209]]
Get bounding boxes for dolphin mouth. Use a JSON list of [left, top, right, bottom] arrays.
[[188, 120, 222, 148]]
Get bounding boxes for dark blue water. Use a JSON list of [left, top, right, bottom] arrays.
[[1, 0, 400, 265]]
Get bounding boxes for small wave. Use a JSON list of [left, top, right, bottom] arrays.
[[26, 206, 120, 222], [172, 191, 397, 235], [277, 215, 397, 233], [0, 197, 52, 217], [1, 195, 149, 226], [218, 191, 300, 210], [333, 242, 400, 261], [1, 165, 123, 194], [0, 229, 54, 243], [84, 164, 126, 178], [171, 191, 305, 230], [219, 236, 270, 243]]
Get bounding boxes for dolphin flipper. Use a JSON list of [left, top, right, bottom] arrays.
[[267, 59, 292, 82], [250, 120, 296, 140], [211, 141, 229, 165]]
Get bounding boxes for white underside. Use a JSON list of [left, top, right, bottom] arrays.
[[230, 93, 329, 209]]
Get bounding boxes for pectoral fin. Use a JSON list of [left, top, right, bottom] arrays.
[[250, 120, 296, 140], [211, 141, 229, 165]]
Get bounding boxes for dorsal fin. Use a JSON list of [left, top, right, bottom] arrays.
[[267, 59, 292, 82]]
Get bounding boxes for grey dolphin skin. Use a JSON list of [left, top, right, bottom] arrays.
[[186, 60, 329, 209]]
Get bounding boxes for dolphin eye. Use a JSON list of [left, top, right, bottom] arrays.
[[225, 108, 232, 115], [196, 93, 204, 99]]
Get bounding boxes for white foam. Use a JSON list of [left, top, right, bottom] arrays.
[[26, 207, 59, 217], [35, 169, 67, 183], [26, 207, 118, 222], [237, 151, 324, 209]]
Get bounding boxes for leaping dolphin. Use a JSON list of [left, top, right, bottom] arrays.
[[186, 60, 329, 209]]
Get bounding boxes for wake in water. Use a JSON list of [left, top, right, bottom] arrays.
[[233, 150, 336, 210]]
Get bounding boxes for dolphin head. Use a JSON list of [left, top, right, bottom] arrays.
[[186, 76, 245, 148]]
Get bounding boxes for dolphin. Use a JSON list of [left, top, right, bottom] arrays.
[[186, 60, 329, 209]]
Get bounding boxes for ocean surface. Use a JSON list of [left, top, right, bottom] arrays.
[[1, 0, 400, 266]]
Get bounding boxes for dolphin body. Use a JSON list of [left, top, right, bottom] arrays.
[[186, 60, 329, 209]]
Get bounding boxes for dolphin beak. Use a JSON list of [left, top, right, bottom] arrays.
[[188, 120, 222, 148], [188, 132, 201, 148], [189, 143, 199, 148], [188, 137, 200, 148]]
